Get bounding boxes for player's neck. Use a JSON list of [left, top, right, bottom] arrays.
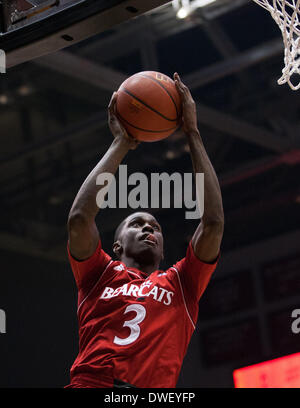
[[120, 255, 159, 275]]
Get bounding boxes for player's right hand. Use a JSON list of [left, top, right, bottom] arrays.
[[173, 73, 198, 136], [108, 92, 140, 150]]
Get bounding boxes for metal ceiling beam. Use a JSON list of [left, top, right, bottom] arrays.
[[225, 188, 299, 220], [76, 0, 251, 65], [139, 16, 160, 71], [0, 231, 67, 263], [196, 103, 289, 153], [184, 38, 283, 89], [32, 70, 110, 107], [202, 0, 251, 19], [220, 151, 300, 187], [34, 50, 127, 91], [0, 111, 107, 168], [79, 17, 146, 61], [32, 49, 287, 153], [196, 15, 250, 88], [78, 7, 194, 62], [195, 15, 238, 59]]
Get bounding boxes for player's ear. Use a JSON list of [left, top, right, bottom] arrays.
[[113, 240, 123, 259]]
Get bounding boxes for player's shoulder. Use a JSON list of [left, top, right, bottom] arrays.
[[105, 259, 129, 276], [104, 259, 147, 282], [153, 266, 178, 282]]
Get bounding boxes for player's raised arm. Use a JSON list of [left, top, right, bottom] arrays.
[[174, 73, 224, 263], [67, 92, 139, 260]]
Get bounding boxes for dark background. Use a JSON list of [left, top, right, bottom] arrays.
[[0, 0, 300, 387]]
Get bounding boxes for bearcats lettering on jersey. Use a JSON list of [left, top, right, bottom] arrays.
[[100, 281, 174, 305], [66, 239, 219, 388]]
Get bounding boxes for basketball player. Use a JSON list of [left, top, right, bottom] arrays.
[[65, 73, 224, 388]]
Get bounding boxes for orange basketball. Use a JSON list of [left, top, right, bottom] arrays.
[[115, 71, 182, 142]]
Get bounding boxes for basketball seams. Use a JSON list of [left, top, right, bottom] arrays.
[[116, 71, 182, 141], [138, 73, 180, 118], [121, 88, 177, 122], [116, 107, 178, 133]]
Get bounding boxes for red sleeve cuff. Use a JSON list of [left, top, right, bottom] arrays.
[[67, 239, 111, 289], [67, 239, 102, 264]]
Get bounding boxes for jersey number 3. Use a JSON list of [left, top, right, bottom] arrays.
[[113, 304, 146, 346]]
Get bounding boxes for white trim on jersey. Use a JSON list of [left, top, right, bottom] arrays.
[[171, 266, 196, 330], [77, 260, 113, 313], [127, 269, 142, 279]]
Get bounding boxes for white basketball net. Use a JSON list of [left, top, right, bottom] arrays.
[[252, 0, 300, 90]]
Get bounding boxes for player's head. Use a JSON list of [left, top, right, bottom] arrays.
[[113, 212, 164, 266]]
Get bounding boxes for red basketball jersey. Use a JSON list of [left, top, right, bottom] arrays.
[[66, 239, 218, 388]]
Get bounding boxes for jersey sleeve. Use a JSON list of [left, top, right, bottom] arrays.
[[172, 240, 219, 324], [67, 239, 112, 291]]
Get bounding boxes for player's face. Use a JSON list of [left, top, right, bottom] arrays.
[[118, 212, 164, 264]]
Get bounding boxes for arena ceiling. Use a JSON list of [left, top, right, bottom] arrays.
[[0, 0, 300, 267]]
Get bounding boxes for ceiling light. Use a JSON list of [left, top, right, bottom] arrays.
[[18, 85, 32, 96], [177, 7, 189, 18], [165, 150, 176, 159], [0, 94, 8, 104], [173, 0, 217, 19]]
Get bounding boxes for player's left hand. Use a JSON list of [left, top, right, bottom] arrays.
[[173, 72, 198, 135], [108, 92, 140, 150]]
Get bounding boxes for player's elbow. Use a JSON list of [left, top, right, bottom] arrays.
[[67, 210, 90, 234], [202, 217, 224, 237]]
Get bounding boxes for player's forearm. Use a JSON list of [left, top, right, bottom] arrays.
[[187, 129, 224, 227], [69, 138, 131, 221]]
